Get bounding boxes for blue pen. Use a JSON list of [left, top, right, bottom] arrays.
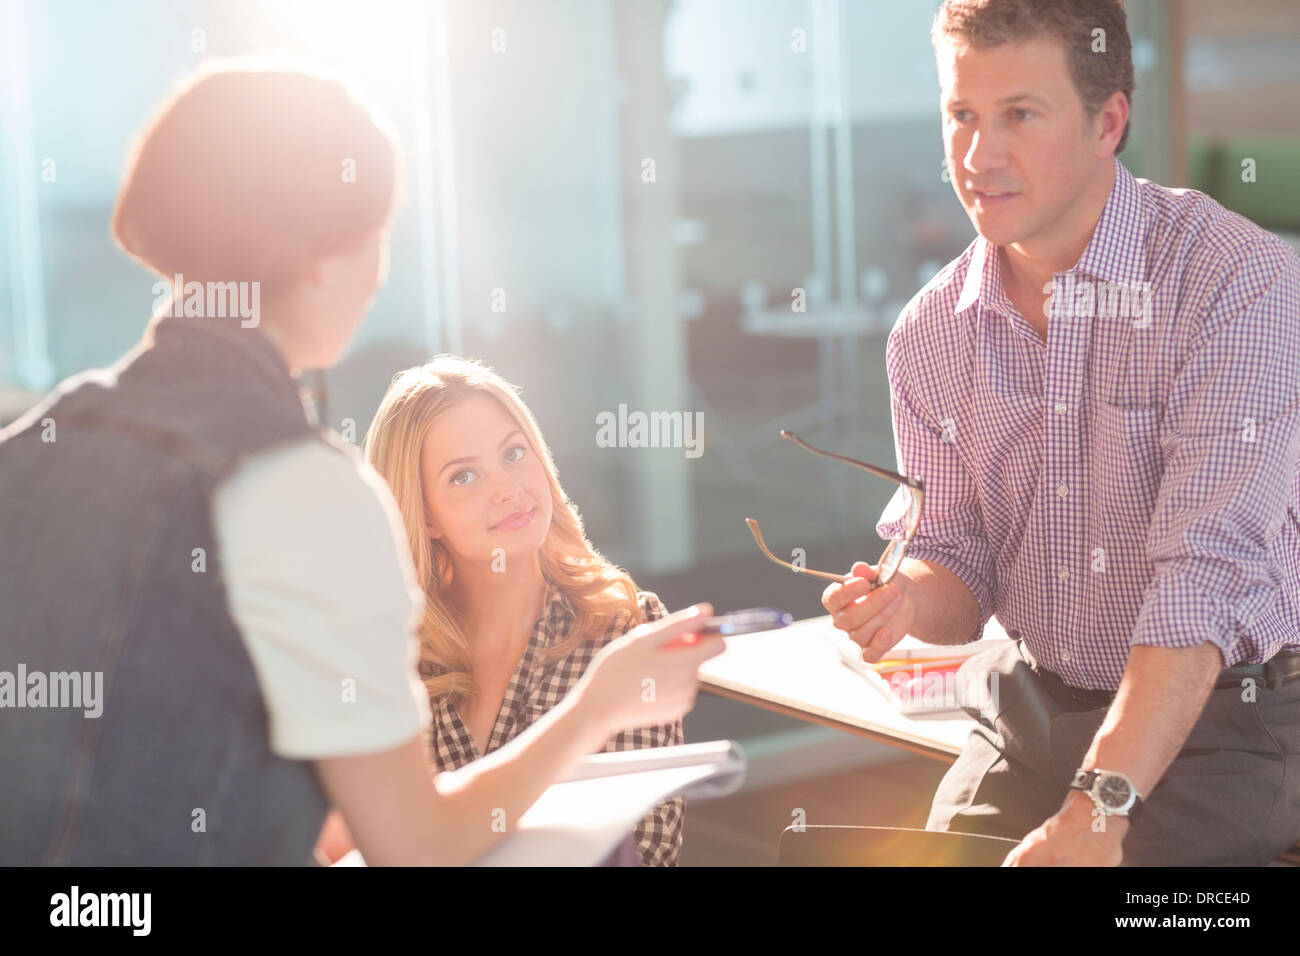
[[697, 607, 793, 636]]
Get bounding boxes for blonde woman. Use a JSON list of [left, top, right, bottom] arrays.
[[363, 356, 688, 865]]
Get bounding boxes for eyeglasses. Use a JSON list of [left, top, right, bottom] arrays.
[[745, 429, 925, 588]]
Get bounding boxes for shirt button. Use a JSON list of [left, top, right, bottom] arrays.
[[1057, 566, 1070, 581], [1061, 651, 1072, 662], [1054, 402, 1068, 415], [1056, 483, 1070, 497]]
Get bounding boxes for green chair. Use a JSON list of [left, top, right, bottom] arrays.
[[1187, 134, 1300, 235]]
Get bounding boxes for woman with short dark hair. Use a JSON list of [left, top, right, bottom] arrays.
[[0, 60, 721, 866]]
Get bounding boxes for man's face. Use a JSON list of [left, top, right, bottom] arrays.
[[938, 35, 1101, 250]]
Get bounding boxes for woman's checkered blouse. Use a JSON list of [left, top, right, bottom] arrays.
[[424, 580, 685, 866]]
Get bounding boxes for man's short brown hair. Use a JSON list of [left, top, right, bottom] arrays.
[[932, 0, 1136, 154]]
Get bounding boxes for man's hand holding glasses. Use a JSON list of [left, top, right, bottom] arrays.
[[745, 430, 925, 664], [822, 560, 919, 664]]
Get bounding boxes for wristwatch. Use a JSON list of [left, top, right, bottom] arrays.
[[1069, 768, 1143, 820]]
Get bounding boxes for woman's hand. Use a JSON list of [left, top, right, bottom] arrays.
[[822, 561, 917, 662], [577, 604, 724, 738]]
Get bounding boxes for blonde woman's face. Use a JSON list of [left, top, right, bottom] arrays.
[[419, 393, 552, 567]]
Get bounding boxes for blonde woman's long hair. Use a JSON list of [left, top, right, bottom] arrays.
[[364, 355, 650, 710]]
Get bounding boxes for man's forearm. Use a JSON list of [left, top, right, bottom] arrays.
[[1083, 643, 1223, 797], [895, 557, 982, 645], [996, 642, 1226, 865]]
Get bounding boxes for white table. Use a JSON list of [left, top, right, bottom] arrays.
[[697, 615, 1015, 762]]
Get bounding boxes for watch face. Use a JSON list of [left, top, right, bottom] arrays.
[[1097, 774, 1132, 811]]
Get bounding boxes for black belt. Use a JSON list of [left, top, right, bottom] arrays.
[[1015, 641, 1300, 706]]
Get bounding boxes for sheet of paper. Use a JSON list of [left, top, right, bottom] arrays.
[[558, 739, 741, 782], [475, 760, 736, 867], [328, 743, 745, 867]]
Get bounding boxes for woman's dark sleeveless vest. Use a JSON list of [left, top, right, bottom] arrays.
[[0, 315, 339, 864]]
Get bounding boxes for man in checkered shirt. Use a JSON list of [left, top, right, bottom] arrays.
[[825, 0, 1300, 865]]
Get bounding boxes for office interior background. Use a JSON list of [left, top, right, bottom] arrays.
[[3, 0, 1299, 863]]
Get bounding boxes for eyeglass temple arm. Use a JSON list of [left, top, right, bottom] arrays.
[[780, 430, 923, 490], [745, 518, 848, 583]]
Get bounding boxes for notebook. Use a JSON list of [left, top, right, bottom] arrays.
[[331, 740, 747, 867], [476, 740, 746, 866]]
